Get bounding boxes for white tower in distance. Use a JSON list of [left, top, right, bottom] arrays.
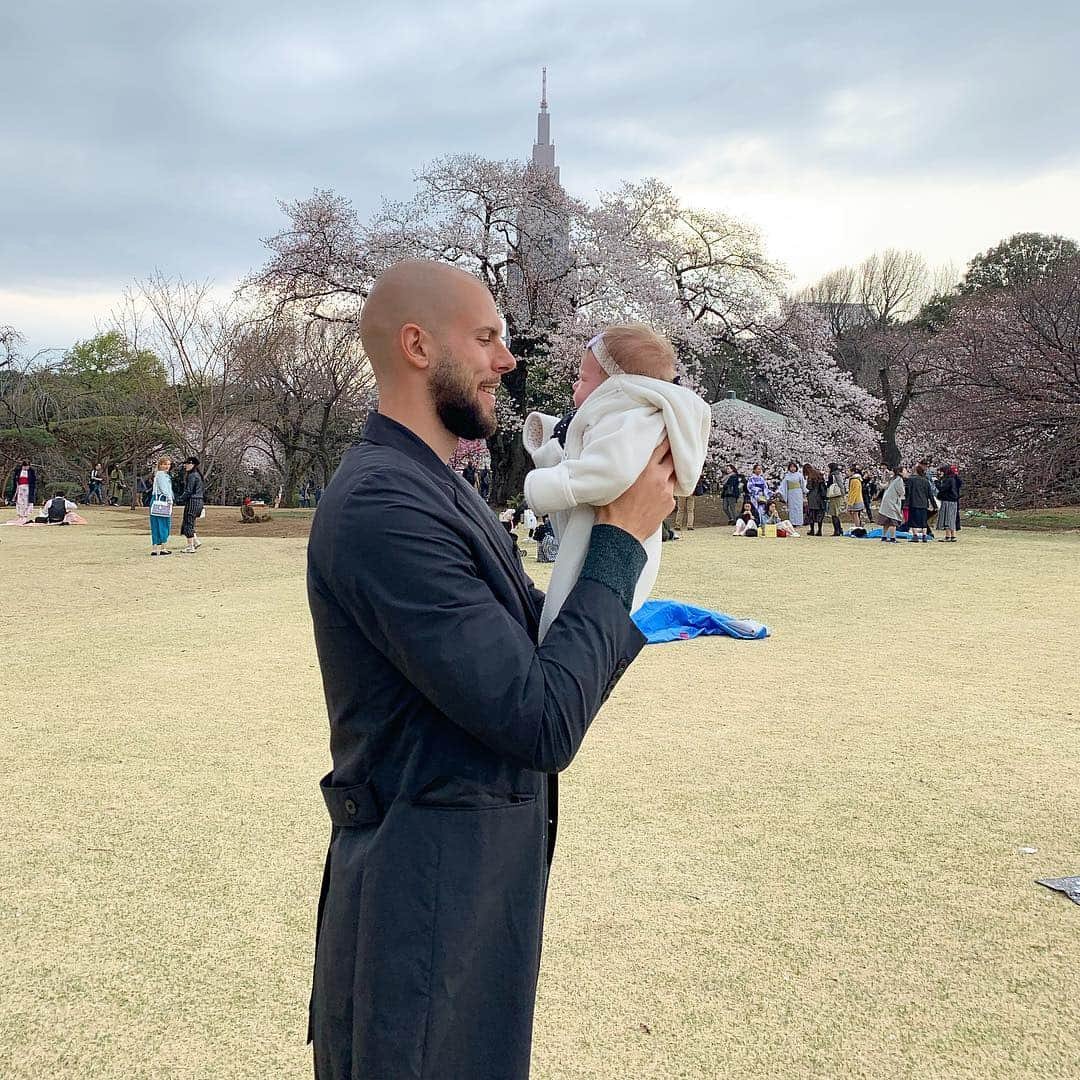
[[510, 68, 571, 324], [531, 67, 560, 184]]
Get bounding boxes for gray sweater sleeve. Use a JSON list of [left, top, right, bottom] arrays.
[[579, 525, 648, 612]]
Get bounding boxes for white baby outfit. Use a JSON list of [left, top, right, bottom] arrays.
[[523, 375, 711, 642]]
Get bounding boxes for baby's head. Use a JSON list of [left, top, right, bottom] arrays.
[[573, 323, 677, 408]]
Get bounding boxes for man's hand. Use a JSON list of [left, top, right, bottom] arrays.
[[595, 440, 676, 543]]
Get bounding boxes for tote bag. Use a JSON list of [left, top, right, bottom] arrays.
[[150, 494, 172, 518]]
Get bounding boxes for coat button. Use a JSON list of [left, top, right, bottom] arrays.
[[344, 798, 357, 815]]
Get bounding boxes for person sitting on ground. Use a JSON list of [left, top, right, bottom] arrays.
[[521, 323, 710, 641], [39, 492, 77, 524], [733, 502, 759, 537], [533, 514, 560, 563], [240, 497, 272, 524], [761, 499, 800, 536]]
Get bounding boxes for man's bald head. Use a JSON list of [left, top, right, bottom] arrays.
[[360, 260, 492, 381]]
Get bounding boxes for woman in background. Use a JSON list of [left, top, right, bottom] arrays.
[[826, 463, 846, 536], [177, 455, 205, 554], [847, 467, 866, 526], [877, 466, 907, 543], [905, 464, 934, 543], [777, 462, 807, 528], [12, 460, 37, 520], [804, 465, 827, 536], [936, 465, 961, 542], [746, 465, 771, 524], [149, 456, 174, 555]]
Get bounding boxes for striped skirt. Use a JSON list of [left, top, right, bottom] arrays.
[[937, 500, 959, 530]]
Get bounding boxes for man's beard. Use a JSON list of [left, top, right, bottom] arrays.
[[429, 349, 497, 440]]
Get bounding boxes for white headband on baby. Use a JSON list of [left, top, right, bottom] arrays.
[[586, 332, 623, 377]]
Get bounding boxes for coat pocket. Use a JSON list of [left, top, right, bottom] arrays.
[[412, 775, 537, 811]]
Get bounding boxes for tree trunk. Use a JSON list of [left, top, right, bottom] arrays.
[[488, 431, 530, 507], [879, 416, 902, 468]]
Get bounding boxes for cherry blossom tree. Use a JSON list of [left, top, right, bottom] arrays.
[[922, 256, 1080, 505], [252, 158, 881, 501]]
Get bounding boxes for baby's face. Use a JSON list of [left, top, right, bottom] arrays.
[[573, 348, 607, 408]]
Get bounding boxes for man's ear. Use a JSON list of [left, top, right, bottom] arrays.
[[400, 323, 435, 371]]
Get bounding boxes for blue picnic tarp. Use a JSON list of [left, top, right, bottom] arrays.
[[844, 527, 933, 540], [632, 599, 769, 644]]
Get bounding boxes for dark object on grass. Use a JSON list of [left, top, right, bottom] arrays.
[[241, 500, 272, 524], [1036, 876, 1080, 906]]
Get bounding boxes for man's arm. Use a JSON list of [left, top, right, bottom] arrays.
[[321, 473, 646, 774]]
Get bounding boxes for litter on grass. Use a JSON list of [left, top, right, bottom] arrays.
[[1036, 876, 1080, 906]]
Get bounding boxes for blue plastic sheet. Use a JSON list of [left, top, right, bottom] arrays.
[[632, 599, 769, 644], [844, 527, 933, 540]]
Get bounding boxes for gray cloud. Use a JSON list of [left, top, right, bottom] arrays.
[[2, 0, 1078, 348]]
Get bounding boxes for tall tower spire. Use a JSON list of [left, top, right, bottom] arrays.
[[531, 67, 559, 183]]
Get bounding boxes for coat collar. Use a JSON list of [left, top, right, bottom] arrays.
[[361, 411, 540, 630], [361, 412, 456, 488]]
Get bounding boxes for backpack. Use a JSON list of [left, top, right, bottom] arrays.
[[47, 496, 67, 523]]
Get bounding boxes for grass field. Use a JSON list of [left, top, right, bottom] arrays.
[[1, 507, 1078, 1079]]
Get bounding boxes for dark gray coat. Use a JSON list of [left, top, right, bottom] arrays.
[[306, 413, 646, 1080]]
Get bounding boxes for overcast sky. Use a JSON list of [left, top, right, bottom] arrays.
[[3, 0, 1079, 355]]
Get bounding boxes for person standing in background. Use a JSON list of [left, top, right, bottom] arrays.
[[877, 466, 907, 543], [720, 464, 742, 524], [11, 460, 37, 519], [675, 475, 708, 531], [905, 464, 934, 543], [176, 456, 206, 554], [826, 463, 846, 536], [87, 463, 105, 504], [747, 464, 771, 524], [149, 457, 174, 555], [846, 467, 866, 526], [804, 465, 827, 536], [109, 463, 125, 506], [936, 465, 961, 542], [862, 468, 879, 523], [777, 462, 806, 529]]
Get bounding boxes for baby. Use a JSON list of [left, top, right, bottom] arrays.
[[522, 324, 711, 641]]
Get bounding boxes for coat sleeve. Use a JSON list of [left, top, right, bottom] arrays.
[[322, 471, 646, 773], [524, 406, 662, 515]]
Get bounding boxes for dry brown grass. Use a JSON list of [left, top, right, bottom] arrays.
[[1, 509, 1078, 1079]]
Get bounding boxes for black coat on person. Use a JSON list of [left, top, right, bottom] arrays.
[[9, 465, 37, 503], [305, 413, 646, 1080]]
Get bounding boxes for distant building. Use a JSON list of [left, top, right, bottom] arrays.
[[508, 68, 571, 322], [711, 389, 787, 428]]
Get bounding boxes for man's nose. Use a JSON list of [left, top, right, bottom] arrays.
[[495, 340, 516, 373]]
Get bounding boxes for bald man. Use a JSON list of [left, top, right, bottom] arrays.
[[306, 261, 675, 1080]]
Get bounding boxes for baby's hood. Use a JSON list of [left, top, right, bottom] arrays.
[[580, 375, 712, 495]]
